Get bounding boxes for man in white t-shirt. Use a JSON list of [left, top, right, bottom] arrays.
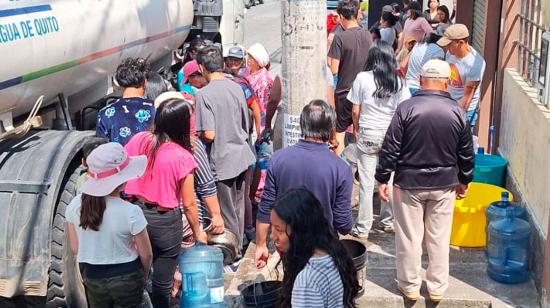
[[437, 24, 486, 127]]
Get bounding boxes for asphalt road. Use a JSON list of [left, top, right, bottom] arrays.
[[243, 0, 282, 77]]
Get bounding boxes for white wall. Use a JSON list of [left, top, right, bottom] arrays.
[[499, 69, 550, 236]]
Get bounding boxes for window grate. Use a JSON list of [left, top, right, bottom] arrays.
[[516, 0, 549, 107]]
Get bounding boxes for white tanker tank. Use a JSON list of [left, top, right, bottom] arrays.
[[0, 0, 244, 306], [0, 0, 194, 121]]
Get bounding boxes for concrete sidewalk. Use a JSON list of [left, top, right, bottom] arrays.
[[225, 232, 539, 307], [225, 194, 540, 308], [355, 231, 540, 307]]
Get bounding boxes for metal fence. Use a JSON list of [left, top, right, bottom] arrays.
[[516, 0, 549, 106]]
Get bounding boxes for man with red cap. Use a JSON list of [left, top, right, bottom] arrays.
[[180, 60, 208, 97]]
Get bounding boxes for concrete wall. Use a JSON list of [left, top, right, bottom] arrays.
[[499, 69, 550, 304], [499, 69, 550, 237], [544, 0, 550, 27]]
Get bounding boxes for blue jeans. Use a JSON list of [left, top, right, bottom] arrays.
[[355, 133, 394, 234], [466, 109, 478, 128]]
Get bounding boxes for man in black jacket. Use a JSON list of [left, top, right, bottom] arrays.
[[375, 59, 474, 302]]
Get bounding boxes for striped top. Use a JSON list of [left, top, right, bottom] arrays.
[[291, 255, 344, 308]]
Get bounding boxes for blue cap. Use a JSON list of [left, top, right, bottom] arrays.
[[227, 46, 244, 59]]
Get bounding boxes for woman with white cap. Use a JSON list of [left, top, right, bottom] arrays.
[[246, 43, 273, 203], [65, 142, 153, 308], [124, 97, 206, 308], [246, 42, 273, 127]]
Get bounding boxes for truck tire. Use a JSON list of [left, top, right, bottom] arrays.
[[46, 165, 87, 308]]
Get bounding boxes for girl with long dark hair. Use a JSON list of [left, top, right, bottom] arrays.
[[435, 5, 452, 35], [347, 41, 411, 238], [271, 188, 359, 308], [66, 142, 152, 308], [124, 98, 206, 308]]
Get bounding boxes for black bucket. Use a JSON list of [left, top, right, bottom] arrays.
[[241, 281, 282, 308], [341, 239, 367, 297]]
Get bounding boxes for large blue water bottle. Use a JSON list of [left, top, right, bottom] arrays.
[[487, 209, 531, 284], [486, 192, 527, 226], [179, 243, 224, 307]]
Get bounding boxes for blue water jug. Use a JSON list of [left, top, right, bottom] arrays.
[[179, 243, 224, 307], [486, 192, 527, 226], [487, 209, 531, 284]]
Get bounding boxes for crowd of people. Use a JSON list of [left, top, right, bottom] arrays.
[[65, 0, 483, 307]]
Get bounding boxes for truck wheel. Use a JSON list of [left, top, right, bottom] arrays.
[[46, 165, 87, 308]]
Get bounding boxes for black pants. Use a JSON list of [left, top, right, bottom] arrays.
[[216, 171, 246, 252], [140, 205, 183, 308]]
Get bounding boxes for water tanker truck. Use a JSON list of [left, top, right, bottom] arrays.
[[0, 0, 244, 306]]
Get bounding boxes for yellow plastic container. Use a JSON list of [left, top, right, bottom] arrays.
[[450, 182, 513, 247]]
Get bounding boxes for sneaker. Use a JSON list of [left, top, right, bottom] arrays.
[[429, 294, 443, 302], [397, 286, 420, 301], [375, 225, 394, 233], [350, 228, 369, 239]]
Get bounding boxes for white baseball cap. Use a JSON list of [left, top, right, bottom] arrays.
[[420, 59, 451, 79], [81, 142, 147, 197]]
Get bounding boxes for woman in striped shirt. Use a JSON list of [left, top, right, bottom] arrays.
[[270, 188, 359, 307]]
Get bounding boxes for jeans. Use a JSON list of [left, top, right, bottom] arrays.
[[140, 206, 183, 308], [82, 269, 144, 308], [378, 173, 394, 229], [354, 131, 394, 234], [466, 109, 478, 128]]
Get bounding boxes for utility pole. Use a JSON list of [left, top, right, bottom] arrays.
[[278, 0, 328, 149]]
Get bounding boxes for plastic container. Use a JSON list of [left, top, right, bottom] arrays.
[[241, 281, 282, 308], [341, 143, 358, 167], [341, 239, 367, 297], [473, 148, 507, 187], [450, 183, 513, 247], [256, 139, 273, 170], [487, 210, 531, 284], [486, 192, 527, 228], [207, 230, 239, 265], [179, 243, 224, 307]]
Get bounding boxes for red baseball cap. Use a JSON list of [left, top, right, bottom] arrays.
[[183, 60, 200, 84]]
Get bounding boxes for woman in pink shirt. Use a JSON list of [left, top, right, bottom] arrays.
[[397, 2, 433, 53], [124, 98, 205, 308]]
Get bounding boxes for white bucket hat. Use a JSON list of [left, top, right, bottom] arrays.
[[247, 43, 270, 68], [81, 142, 147, 197]]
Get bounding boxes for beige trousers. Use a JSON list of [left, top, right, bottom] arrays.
[[392, 186, 456, 296]]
